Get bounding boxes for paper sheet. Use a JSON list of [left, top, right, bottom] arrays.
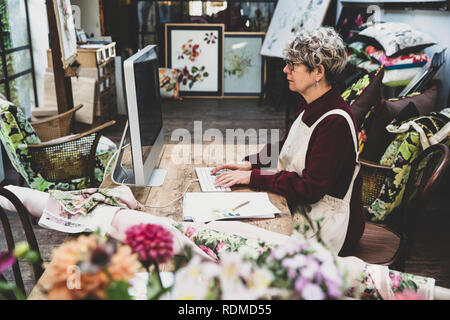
[[182, 192, 280, 223]]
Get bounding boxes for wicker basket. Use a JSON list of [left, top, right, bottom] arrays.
[[360, 159, 392, 207], [32, 105, 83, 142]]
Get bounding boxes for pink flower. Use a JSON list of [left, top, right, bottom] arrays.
[[389, 289, 425, 300], [184, 226, 197, 240], [215, 242, 226, 253], [389, 272, 403, 289], [199, 245, 218, 260], [124, 223, 173, 267], [0, 251, 16, 274]]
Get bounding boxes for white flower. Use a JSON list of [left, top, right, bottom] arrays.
[[282, 254, 306, 269], [219, 252, 247, 283], [300, 260, 319, 280], [320, 261, 343, 285], [301, 283, 326, 300], [238, 245, 259, 260], [221, 282, 261, 300], [273, 239, 299, 260], [314, 248, 335, 264], [201, 261, 221, 279], [247, 268, 274, 292], [167, 279, 208, 300]]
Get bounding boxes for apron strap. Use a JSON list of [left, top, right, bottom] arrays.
[[309, 109, 360, 202], [310, 109, 359, 163]]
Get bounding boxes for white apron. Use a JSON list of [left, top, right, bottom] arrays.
[[278, 109, 360, 253]]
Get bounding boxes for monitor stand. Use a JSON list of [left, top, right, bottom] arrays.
[[146, 169, 167, 187]]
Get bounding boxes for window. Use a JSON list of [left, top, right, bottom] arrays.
[[0, 0, 38, 116]]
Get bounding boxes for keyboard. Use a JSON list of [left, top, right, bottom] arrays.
[[195, 167, 231, 192]]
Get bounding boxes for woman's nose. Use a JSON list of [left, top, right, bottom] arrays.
[[283, 65, 289, 74]]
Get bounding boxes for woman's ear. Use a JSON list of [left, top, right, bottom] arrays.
[[316, 65, 326, 81]]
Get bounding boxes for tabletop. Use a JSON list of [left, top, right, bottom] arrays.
[[27, 143, 293, 299]]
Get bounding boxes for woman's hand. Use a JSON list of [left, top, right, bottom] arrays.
[[214, 170, 252, 188], [210, 161, 252, 175]]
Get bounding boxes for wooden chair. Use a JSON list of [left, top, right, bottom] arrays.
[[342, 143, 450, 270], [0, 187, 44, 298]]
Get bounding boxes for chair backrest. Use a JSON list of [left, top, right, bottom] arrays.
[[399, 142, 450, 228], [0, 187, 44, 296], [0, 100, 41, 185], [31, 104, 83, 142]]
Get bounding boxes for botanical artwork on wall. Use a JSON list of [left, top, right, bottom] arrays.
[[166, 24, 224, 96], [260, 0, 331, 58], [224, 33, 265, 97]]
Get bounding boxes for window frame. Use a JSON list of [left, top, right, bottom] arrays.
[[0, 0, 38, 107]]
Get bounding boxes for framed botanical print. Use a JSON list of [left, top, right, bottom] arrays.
[[53, 0, 78, 69], [223, 32, 266, 98], [165, 23, 224, 97], [260, 0, 331, 58]]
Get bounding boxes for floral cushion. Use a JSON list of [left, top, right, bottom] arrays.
[[159, 67, 181, 100], [360, 85, 438, 162], [0, 100, 117, 192], [357, 22, 436, 57], [366, 110, 450, 222], [341, 66, 384, 128]]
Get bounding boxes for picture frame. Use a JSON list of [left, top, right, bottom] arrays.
[[76, 29, 88, 43], [223, 32, 266, 98], [165, 23, 224, 97], [260, 0, 331, 58], [53, 0, 78, 69]]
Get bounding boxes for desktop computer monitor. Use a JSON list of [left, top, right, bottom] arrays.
[[111, 44, 165, 187]]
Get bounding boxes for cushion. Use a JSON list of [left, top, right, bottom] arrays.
[[159, 68, 181, 100], [369, 50, 428, 70], [382, 67, 423, 87], [356, 22, 436, 57], [341, 66, 384, 128], [360, 85, 438, 162]]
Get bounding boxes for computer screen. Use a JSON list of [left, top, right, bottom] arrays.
[[133, 47, 163, 161], [113, 44, 165, 186]]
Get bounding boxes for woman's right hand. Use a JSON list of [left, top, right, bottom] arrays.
[[210, 161, 252, 175]]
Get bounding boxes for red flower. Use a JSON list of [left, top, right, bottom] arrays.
[[124, 224, 173, 267]]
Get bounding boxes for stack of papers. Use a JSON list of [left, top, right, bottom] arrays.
[[183, 192, 280, 223]]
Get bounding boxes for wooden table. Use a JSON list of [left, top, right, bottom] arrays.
[[28, 143, 292, 299]]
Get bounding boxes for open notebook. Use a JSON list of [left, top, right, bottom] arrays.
[[182, 192, 280, 223]]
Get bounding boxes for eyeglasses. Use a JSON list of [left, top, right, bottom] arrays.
[[284, 59, 300, 71]]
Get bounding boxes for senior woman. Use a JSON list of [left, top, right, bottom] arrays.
[[211, 27, 365, 255]]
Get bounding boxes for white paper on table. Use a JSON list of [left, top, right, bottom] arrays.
[[182, 192, 280, 223]]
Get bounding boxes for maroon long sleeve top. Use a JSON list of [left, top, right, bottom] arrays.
[[245, 86, 365, 253]]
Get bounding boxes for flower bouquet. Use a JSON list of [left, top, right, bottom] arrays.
[[164, 230, 348, 300], [39, 222, 349, 300]]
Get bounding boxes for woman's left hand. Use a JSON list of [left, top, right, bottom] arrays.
[[214, 170, 251, 188]]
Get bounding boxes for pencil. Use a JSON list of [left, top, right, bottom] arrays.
[[232, 201, 250, 211]]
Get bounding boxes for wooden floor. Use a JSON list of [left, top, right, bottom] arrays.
[[1, 98, 449, 296]]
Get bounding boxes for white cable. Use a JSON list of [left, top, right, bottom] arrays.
[[102, 143, 130, 181], [144, 178, 199, 208]]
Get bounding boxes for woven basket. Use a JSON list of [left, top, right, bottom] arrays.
[[32, 105, 83, 142], [360, 160, 392, 207]]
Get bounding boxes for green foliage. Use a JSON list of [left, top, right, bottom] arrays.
[[105, 280, 133, 300]]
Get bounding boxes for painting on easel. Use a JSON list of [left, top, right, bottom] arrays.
[[53, 0, 78, 69]]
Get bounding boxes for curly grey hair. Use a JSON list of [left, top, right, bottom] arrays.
[[283, 27, 347, 84]]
